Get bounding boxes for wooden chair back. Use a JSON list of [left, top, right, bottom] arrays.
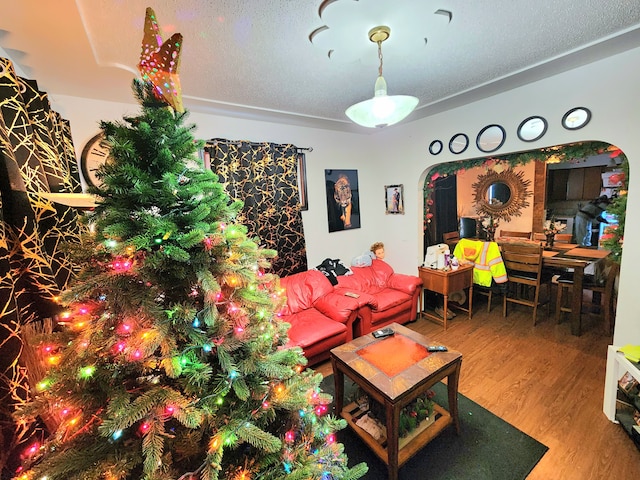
[[501, 242, 547, 324], [554, 233, 573, 243], [500, 230, 532, 239], [443, 231, 461, 250]]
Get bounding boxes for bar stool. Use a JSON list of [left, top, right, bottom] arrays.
[[555, 260, 619, 334]]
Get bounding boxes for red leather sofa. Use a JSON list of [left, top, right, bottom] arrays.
[[334, 259, 423, 336], [279, 269, 361, 366]]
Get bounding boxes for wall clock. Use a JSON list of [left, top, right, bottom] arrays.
[[80, 133, 110, 188]]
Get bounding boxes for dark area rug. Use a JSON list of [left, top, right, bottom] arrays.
[[320, 376, 548, 480]]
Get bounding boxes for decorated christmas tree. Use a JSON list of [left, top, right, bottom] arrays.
[[13, 8, 366, 480]]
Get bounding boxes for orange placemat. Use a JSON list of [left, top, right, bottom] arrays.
[[564, 248, 611, 259], [357, 335, 429, 377]]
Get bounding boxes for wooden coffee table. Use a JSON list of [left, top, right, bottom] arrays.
[[330, 323, 462, 480]]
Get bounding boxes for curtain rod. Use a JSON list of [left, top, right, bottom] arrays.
[[205, 138, 312, 153]]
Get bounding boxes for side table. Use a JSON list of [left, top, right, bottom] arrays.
[[418, 264, 474, 329]]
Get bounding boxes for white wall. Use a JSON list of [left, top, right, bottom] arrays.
[[24, 44, 640, 347], [371, 45, 640, 347]]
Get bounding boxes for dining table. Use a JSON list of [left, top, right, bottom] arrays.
[[496, 238, 611, 336]]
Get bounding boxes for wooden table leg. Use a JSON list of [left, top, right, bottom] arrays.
[[571, 266, 584, 336], [385, 401, 400, 480], [448, 359, 462, 434], [467, 284, 474, 320], [443, 294, 449, 330], [331, 358, 344, 414]]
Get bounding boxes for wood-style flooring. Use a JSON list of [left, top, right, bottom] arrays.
[[313, 295, 640, 479]]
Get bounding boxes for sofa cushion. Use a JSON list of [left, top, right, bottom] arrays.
[[280, 270, 333, 315], [372, 288, 411, 311]]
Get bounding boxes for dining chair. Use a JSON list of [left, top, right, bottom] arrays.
[[443, 231, 460, 250], [554, 233, 573, 243], [500, 230, 532, 239], [532, 232, 546, 242], [555, 259, 619, 334], [501, 242, 549, 324]]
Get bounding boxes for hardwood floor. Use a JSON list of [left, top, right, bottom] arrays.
[[313, 295, 640, 479]]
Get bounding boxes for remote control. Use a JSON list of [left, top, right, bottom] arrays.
[[372, 327, 394, 338], [427, 345, 448, 352]]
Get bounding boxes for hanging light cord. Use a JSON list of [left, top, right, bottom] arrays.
[[377, 40, 384, 77]]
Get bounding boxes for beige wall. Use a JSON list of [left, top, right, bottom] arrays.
[[456, 163, 536, 234]]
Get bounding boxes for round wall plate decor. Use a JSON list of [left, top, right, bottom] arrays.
[[517, 116, 548, 142], [429, 140, 443, 155], [476, 124, 506, 153], [449, 133, 469, 154], [562, 107, 591, 130]]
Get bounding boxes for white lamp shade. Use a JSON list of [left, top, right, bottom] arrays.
[[345, 76, 418, 128]]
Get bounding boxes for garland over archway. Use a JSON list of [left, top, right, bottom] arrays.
[[423, 141, 626, 261]]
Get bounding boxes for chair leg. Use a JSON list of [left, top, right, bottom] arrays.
[[487, 290, 493, 313]]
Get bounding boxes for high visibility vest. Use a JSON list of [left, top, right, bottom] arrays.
[[453, 239, 507, 287]]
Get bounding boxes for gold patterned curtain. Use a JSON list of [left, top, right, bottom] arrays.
[[0, 57, 83, 475], [205, 140, 307, 276]]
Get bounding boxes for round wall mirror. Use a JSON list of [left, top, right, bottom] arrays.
[[476, 124, 506, 153], [429, 139, 443, 155], [517, 116, 548, 142], [562, 107, 591, 130], [449, 133, 469, 154], [472, 169, 532, 221], [486, 181, 511, 205]]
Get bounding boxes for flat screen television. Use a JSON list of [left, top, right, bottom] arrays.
[[459, 217, 477, 239]]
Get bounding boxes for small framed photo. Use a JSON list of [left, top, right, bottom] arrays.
[[385, 184, 404, 215]]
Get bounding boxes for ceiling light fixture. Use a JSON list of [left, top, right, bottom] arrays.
[[345, 26, 419, 128]]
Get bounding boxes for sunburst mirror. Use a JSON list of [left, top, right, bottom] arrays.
[[472, 169, 532, 221]]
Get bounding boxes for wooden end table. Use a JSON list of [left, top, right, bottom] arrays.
[[330, 323, 462, 480], [418, 264, 474, 329]]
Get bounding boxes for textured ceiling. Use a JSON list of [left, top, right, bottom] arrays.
[[1, 0, 640, 132]]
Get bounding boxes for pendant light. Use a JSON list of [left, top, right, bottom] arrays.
[[345, 26, 419, 128]]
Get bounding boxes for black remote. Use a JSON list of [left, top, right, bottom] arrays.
[[372, 327, 394, 338], [427, 345, 448, 352]]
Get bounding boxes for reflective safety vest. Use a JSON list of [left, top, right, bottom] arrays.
[[453, 239, 507, 287]]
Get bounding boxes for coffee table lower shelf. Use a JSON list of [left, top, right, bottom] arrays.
[[340, 401, 452, 466]]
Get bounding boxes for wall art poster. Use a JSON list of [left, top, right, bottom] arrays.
[[325, 169, 360, 232], [385, 184, 404, 214]]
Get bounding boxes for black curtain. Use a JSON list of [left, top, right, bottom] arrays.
[[424, 175, 458, 255], [205, 140, 307, 277]]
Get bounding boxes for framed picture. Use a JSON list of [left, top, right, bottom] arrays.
[[297, 153, 308, 211], [325, 169, 360, 232], [385, 184, 404, 214]]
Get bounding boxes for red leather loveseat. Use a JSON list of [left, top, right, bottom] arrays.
[[279, 269, 361, 366], [334, 259, 423, 336]]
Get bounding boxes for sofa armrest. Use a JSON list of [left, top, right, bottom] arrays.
[[332, 288, 378, 311], [387, 273, 423, 295], [314, 292, 364, 324]]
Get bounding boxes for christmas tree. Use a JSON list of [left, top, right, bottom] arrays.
[[13, 8, 366, 480]]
